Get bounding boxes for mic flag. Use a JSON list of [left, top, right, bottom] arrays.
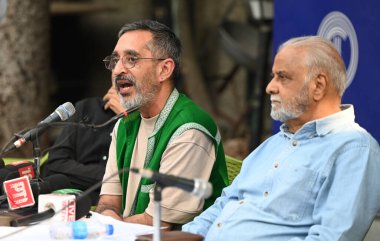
[[38, 193, 77, 222], [3, 176, 36, 210], [51, 188, 92, 220]]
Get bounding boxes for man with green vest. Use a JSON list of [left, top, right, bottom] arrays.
[[96, 19, 229, 229]]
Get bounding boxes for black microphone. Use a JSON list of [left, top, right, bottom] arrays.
[[5, 102, 76, 153], [0, 174, 73, 204], [80, 105, 140, 129], [2, 167, 130, 229], [130, 168, 213, 199], [0, 161, 36, 194], [29, 174, 73, 200]]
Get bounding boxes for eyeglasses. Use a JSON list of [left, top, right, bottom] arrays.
[[103, 55, 166, 70]]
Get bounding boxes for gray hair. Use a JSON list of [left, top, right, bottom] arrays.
[[279, 36, 347, 97], [118, 19, 182, 80]]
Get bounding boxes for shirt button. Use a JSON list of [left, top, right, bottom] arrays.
[[217, 223, 222, 228], [264, 191, 269, 197], [274, 163, 279, 168], [292, 140, 298, 146], [102, 155, 107, 160]]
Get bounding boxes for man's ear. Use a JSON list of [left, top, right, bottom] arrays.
[[157, 58, 175, 83], [312, 73, 328, 101]]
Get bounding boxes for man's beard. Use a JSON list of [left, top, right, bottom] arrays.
[[120, 91, 145, 111], [118, 72, 160, 111], [270, 83, 310, 122]]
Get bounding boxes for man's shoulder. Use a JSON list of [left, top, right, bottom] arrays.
[[340, 124, 380, 150], [174, 95, 215, 122]]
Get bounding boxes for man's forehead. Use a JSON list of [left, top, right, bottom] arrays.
[[119, 30, 153, 45], [114, 30, 153, 54], [275, 47, 306, 68]]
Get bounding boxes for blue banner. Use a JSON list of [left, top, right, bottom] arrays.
[[273, 0, 380, 142]]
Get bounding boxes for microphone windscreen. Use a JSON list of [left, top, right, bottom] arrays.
[[74, 193, 92, 220], [0, 158, 4, 168], [31, 174, 72, 198], [43, 174, 72, 192]]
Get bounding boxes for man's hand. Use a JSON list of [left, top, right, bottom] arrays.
[[96, 195, 173, 229], [124, 212, 173, 230], [103, 87, 124, 114], [96, 195, 123, 221]]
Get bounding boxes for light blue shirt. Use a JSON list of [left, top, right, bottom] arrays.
[[183, 105, 380, 241]]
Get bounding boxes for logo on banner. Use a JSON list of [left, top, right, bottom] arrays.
[[318, 11, 358, 88], [3, 176, 35, 209]]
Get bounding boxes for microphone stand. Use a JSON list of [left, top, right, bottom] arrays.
[[32, 138, 41, 181], [153, 184, 163, 241]]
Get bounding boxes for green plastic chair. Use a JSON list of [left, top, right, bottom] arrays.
[[225, 155, 243, 184], [2, 153, 49, 167]]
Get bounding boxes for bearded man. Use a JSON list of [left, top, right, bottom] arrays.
[[183, 36, 380, 241], [95, 19, 228, 230]]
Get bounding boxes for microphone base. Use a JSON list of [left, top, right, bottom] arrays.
[[136, 231, 203, 241]]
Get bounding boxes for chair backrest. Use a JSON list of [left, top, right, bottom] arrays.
[[225, 155, 243, 184]]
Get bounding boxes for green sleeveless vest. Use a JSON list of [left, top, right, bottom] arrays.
[[116, 89, 228, 217]]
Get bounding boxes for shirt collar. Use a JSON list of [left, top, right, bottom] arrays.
[[280, 104, 355, 139], [148, 88, 179, 137]]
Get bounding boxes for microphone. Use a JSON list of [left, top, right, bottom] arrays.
[[130, 168, 213, 199], [0, 161, 36, 194], [80, 105, 140, 129], [29, 174, 73, 200], [0, 174, 73, 205], [2, 167, 130, 229], [9, 190, 92, 226], [5, 102, 76, 152]]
